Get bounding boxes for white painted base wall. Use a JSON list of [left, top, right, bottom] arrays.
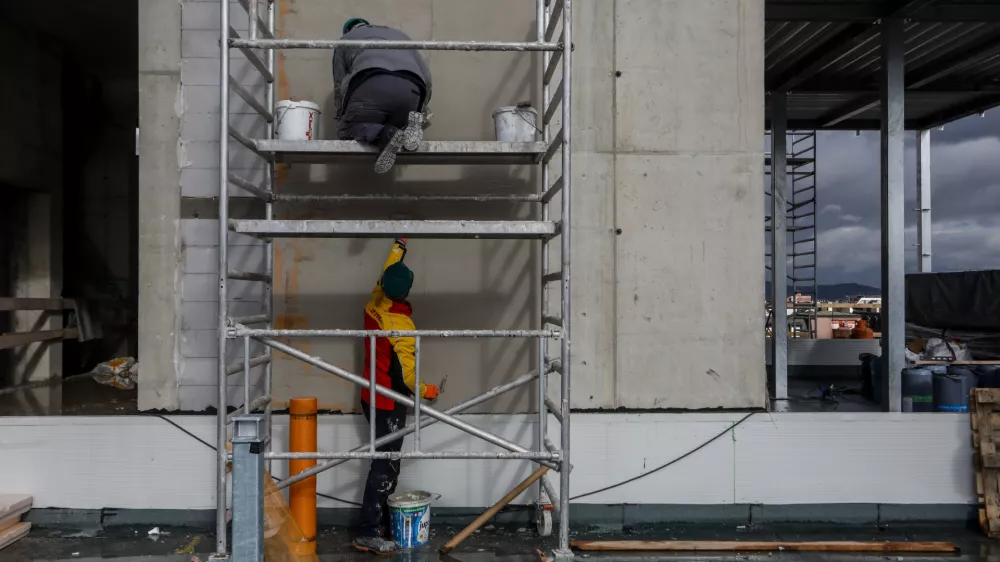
[[0, 413, 972, 510]]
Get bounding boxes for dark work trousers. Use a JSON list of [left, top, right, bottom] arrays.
[[358, 401, 408, 538], [338, 73, 423, 145]]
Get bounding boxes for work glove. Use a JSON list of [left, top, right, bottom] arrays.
[[423, 384, 440, 400]]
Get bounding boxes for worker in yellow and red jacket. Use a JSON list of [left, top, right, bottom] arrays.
[[354, 238, 440, 554]]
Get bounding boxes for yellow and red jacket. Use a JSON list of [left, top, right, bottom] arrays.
[[362, 240, 430, 410]]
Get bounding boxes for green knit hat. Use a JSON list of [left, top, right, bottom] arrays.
[[381, 262, 414, 300], [343, 18, 369, 34]]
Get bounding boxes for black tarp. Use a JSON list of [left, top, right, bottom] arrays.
[[906, 270, 1000, 332]]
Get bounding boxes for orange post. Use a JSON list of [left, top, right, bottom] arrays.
[[289, 397, 318, 555]]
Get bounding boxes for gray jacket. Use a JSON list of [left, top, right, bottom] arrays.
[[332, 25, 433, 117]]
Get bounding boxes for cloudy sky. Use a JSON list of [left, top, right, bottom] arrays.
[[784, 111, 1000, 288]]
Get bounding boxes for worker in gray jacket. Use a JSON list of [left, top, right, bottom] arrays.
[[333, 18, 433, 174]]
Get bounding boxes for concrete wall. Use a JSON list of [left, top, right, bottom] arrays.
[[141, 0, 765, 411], [0, 21, 64, 413]]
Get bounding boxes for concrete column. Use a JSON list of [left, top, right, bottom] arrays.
[[880, 18, 905, 412], [916, 129, 932, 273], [770, 92, 788, 402], [137, 0, 183, 410]]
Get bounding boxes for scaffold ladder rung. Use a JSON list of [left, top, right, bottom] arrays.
[[228, 219, 559, 239]]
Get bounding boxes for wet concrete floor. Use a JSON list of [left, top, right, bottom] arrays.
[[0, 523, 992, 562]]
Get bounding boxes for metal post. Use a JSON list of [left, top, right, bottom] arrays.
[[556, 0, 572, 555], [243, 336, 251, 413], [263, 0, 276, 475], [248, 0, 258, 41], [917, 129, 933, 273], [216, 0, 231, 553], [880, 18, 905, 412], [770, 92, 788, 402], [231, 415, 267, 562], [413, 336, 421, 452], [537, 0, 552, 516], [369, 336, 376, 453]]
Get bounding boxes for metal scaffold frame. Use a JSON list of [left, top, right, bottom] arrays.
[[215, 0, 573, 559], [765, 129, 818, 340]]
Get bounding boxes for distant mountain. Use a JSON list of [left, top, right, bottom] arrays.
[[765, 282, 880, 302]]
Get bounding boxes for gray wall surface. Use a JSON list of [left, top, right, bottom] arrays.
[[140, 0, 765, 412]]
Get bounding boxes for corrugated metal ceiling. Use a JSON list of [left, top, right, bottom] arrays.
[[766, 0, 1000, 129]]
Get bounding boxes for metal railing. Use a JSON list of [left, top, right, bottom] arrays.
[[217, 0, 573, 559]]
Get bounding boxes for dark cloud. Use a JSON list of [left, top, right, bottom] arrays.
[[808, 110, 1000, 287]]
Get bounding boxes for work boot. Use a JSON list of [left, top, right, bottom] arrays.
[[402, 111, 423, 151], [353, 536, 398, 555], [374, 126, 405, 174]]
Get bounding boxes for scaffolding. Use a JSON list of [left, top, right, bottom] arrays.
[[215, 0, 573, 559], [765, 130, 818, 339]]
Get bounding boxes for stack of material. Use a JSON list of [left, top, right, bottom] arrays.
[[0, 494, 31, 551], [972, 390, 1000, 538]]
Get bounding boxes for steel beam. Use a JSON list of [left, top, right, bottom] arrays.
[[818, 96, 881, 128], [770, 92, 788, 402], [915, 94, 1000, 130], [880, 18, 906, 412], [917, 129, 933, 273], [908, 32, 1000, 89], [766, 3, 1000, 22], [770, 25, 879, 92]]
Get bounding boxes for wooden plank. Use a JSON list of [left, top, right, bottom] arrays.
[[918, 360, 1000, 366], [0, 507, 29, 533], [570, 541, 960, 553], [0, 328, 79, 350], [0, 522, 29, 551], [0, 495, 31, 520]]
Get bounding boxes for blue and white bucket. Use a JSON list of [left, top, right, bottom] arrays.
[[388, 490, 439, 549]]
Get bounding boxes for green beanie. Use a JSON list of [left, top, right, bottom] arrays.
[[381, 262, 414, 300], [343, 18, 369, 34]]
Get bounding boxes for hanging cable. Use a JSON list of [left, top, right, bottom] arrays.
[[155, 415, 362, 507], [569, 412, 757, 501]]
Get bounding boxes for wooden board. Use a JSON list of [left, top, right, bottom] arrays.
[[0, 507, 29, 533], [570, 541, 960, 553], [0, 522, 29, 551], [972, 389, 1000, 538], [0, 495, 31, 521], [918, 360, 1000, 365]]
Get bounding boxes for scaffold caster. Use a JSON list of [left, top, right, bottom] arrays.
[[536, 502, 554, 537]]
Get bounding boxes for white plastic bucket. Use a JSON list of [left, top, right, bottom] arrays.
[[493, 106, 538, 142], [388, 490, 438, 549], [275, 100, 321, 141]]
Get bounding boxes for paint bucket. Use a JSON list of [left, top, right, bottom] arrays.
[[933, 366, 975, 412], [388, 490, 439, 549], [901, 368, 933, 412], [493, 106, 538, 142], [275, 100, 321, 141]]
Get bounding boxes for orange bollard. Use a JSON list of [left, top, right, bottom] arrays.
[[289, 397, 318, 555]]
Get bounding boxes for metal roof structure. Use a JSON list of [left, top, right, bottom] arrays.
[[766, 0, 1000, 129]]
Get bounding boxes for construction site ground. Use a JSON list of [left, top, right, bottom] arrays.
[[0, 522, 988, 562]]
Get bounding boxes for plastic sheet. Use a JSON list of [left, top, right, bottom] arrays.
[[263, 471, 319, 562]]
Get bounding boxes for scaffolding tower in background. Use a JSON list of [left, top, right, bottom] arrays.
[[766, 129, 818, 339], [215, 0, 574, 560]]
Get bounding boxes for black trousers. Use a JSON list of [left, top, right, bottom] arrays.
[[338, 73, 423, 145], [358, 401, 407, 538]]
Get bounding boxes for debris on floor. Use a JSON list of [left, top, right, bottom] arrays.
[[91, 357, 139, 390]]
